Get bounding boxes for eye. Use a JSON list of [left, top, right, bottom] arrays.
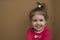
[[33, 19, 37, 22], [40, 19, 43, 22]]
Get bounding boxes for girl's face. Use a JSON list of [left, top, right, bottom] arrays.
[[31, 12, 46, 32]]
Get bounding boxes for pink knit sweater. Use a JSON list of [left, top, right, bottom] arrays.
[[26, 26, 51, 40]]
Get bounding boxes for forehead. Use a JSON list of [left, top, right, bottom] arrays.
[[32, 14, 45, 19]]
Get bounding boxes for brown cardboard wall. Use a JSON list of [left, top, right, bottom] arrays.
[[52, 0, 60, 40], [0, 0, 60, 40]]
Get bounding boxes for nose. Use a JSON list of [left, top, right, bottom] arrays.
[[36, 21, 40, 25]]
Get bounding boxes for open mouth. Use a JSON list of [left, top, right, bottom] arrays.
[[35, 25, 42, 29], [35, 26, 41, 29], [36, 25, 42, 27]]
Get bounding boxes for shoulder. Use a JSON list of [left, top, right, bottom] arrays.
[[27, 28, 34, 33], [43, 26, 52, 40], [26, 28, 33, 40], [44, 26, 51, 33], [44, 26, 51, 31], [44, 26, 51, 34]]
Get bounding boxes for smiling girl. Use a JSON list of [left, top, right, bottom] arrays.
[[26, 2, 51, 40]]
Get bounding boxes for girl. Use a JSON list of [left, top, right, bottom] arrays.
[[26, 2, 51, 40]]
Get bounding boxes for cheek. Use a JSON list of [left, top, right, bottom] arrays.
[[41, 21, 46, 25], [31, 22, 36, 26]]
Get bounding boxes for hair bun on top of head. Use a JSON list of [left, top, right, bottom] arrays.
[[37, 2, 42, 8], [37, 2, 46, 10]]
